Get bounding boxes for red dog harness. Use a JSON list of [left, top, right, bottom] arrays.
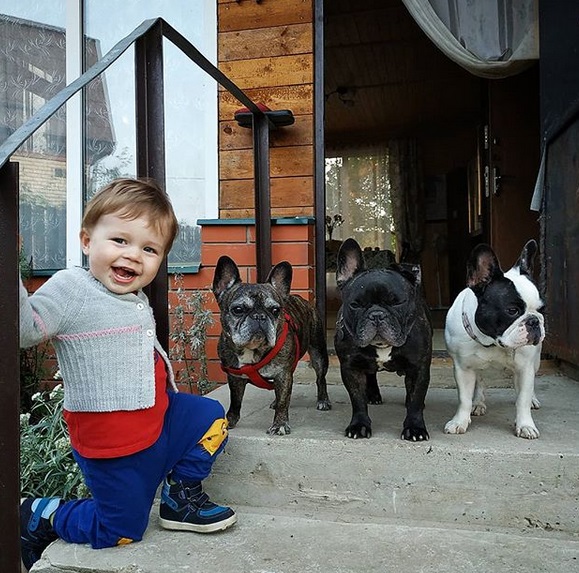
[[221, 312, 301, 390]]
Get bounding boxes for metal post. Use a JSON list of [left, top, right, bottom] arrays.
[[0, 161, 22, 571], [253, 113, 272, 282], [135, 21, 169, 352], [314, 0, 327, 319]]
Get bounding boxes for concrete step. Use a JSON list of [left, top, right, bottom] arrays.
[[36, 366, 579, 572], [34, 506, 579, 573], [204, 376, 579, 536]]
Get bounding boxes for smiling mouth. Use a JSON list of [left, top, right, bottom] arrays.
[[113, 266, 137, 283]]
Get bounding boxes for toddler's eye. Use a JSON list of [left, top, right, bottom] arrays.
[[112, 238, 126, 244], [144, 246, 158, 254]]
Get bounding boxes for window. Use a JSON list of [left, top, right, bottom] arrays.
[[0, 1, 217, 272], [325, 148, 396, 253]]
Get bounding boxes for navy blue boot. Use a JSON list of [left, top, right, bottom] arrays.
[[20, 497, 63, 570], [159, 477, 236, 533]]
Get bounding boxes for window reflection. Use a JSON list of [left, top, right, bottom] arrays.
[[84, 1, 217, 267], [0, 2, 216, 273], [0, 8, 67, 270]]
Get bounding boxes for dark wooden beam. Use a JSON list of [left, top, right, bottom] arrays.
[[0, 161, 21, 571]]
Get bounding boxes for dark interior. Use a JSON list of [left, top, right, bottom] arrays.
[[323, 0, 540, 330]]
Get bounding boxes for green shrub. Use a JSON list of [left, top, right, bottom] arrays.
[[20, 385, 90, 500]]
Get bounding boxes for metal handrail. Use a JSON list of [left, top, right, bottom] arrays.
[[0, 17, 287, 571]]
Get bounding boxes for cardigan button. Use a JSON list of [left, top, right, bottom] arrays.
[[137, 303, 145, 310], [146, 329, 154, 337]]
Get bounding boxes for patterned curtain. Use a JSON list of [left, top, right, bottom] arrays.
[[388, 139, 425, 264]]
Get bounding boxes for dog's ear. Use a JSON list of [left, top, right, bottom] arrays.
[[396, 262, 422, 287], [212, 256, 242, 302], [515, 239, 538, 276], [466, 244, 503, 292], [336, 238, 365, 288], [266, 261, 292, 299]]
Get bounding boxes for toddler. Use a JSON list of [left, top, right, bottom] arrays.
[[19, 178, 236, 570]]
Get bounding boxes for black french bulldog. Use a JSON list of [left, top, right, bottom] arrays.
[[212, 256, 331, 435], [334, 238, 432, 441]]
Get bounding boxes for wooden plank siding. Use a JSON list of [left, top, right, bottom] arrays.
[[218, 0, 315, 219]]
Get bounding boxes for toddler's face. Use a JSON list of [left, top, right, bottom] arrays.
[[80, 211, 166, 294]]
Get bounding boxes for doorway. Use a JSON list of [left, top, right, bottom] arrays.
[[322, 0, 540, 346]]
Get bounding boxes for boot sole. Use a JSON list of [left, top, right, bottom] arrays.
[[159, 513, 237, 533]]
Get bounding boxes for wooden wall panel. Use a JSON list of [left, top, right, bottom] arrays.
[[224, 206, 313, 219], [219, 55, 313, 90], [219, 85, 313, 119], [220, 146, 313, 180], [218, 0, 315, 220], [220, 23, 312, 61], [221, 177, 313, 209], [220, 115, 313, 150], [218, 0, 312, 32]]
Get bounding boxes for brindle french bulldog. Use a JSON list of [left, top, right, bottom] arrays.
[[212, 256, 331, 435]]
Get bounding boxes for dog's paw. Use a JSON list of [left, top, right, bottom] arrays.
[[226, 413, 240, 429], [345, 422, 372, 439], [367, 394, 383, 405], [516, 423, 540, 439], [531, 394, 541, 409], [444, 418, 470, 434], [471, 403, 487, 416], [316, 399, 332, 411], [267, 422, 291, 436], [401, 426, 429, 441]]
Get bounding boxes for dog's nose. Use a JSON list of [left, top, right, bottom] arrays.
[[525, 316, 542, 345], [368, 308, 386, 323], [251, 312, 267, 322]]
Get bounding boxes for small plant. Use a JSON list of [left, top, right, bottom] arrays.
[[20, 384, 90, 499], [325, 213, 344, 240], [169, 274, 215, 395]]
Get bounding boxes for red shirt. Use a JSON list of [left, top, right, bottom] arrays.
[[64, 351, 169, 458]]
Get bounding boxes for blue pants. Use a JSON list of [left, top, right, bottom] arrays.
[[53, 392, 227, 549]]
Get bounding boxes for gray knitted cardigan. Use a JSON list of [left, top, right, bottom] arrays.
[[20, 266, 177, 412]]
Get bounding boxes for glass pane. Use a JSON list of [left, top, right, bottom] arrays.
[[325, 149, 396, 272], [0, 4, 67, 271], [84, 1, 217, 267]]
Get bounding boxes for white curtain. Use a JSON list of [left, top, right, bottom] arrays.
[[325, 147, 394, 251], [401, 0, 539, 79]]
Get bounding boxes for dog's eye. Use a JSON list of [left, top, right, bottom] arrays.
[[231, 306, 244, 317], [270, 306, 281, 318], [349, 301, 361, 310], [506, 307, 520, 317]]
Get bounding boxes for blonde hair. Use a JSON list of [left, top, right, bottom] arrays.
[[82, 178, 179, 254]]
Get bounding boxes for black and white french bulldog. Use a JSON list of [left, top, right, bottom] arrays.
[[444, 240, 545, 439], [334, 238, 433, 441], [212, 256, 331, 435]]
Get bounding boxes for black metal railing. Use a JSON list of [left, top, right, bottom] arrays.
[[0, 17, 292, 571]]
